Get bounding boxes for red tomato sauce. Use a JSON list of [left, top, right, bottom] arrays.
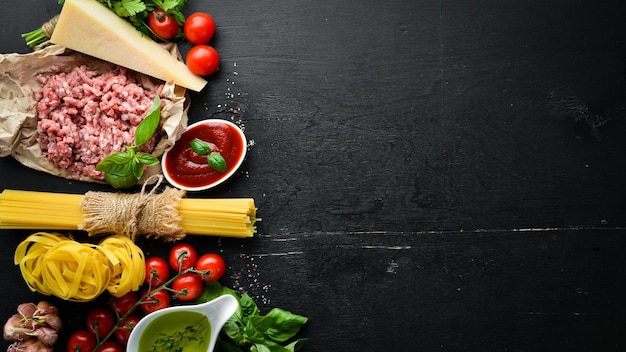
[[164, 120, 245, 188]]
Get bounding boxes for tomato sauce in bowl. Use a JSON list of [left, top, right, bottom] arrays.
[[162, 119, 247, 191]]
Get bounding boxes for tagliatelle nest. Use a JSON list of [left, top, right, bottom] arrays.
[[14, 232, 146, 302]]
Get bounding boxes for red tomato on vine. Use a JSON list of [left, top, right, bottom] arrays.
[[97, 341, 124, 352], [114, 316, 140, 345], [110, 291, 139, 317], [145, 256, 170, 287], [169, 243, 198, 272], [140, 289, 171, 314], [86, 307, 116, 338], [147, 9, 180, 40], [196, 253, 226, 282], [172, 272, 204, 301]]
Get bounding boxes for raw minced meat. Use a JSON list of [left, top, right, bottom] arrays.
[[35, 65, 164, 180]]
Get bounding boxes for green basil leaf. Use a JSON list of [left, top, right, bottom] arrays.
[[255, 309, 308, 343], [103, 163, 138, 189], [222, 321, 244, 342], [251, 343, 272, 352], [132, 159, 146, 180], [135, 152, 160, 167], [190, 138, 212, 155], [240, 293, 259, 318], [208, 152, 228, 172], [126, 145, 136, 158], [245, 319, 266, 344], [95, 151, 133, 171], [257, 340, 291, 352], [135, 95, 161, 147], [104, 160, 133, 175], [283, 339, 308, 351], [105, 173, 138, 189], [197, 282, 238, 304]]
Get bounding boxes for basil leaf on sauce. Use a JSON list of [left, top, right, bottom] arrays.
[[190, 138, 212, 155], [208, 152, 227, 172]]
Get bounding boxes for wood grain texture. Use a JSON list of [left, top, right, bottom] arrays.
[[1, 0, 625, 350]]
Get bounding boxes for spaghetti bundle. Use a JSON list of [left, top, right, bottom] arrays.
[[0, 188, 257, 240], [14, 232, 145, 302]]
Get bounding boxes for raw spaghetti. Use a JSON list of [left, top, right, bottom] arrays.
[[0, 187, 257, 240]]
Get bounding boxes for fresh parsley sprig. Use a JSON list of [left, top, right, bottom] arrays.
[[95, 96, 161, 189]]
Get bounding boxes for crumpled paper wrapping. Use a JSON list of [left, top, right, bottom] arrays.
[[0, 43, 189, 183]]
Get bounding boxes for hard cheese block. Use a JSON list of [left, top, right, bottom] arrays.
[[50, 0, 207, 92]]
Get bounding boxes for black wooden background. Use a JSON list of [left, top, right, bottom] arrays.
[[1, 1, 626, 351]]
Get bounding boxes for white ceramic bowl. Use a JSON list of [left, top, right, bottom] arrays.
[[127, 294, 239, 352], [162, 119, 247, 191]]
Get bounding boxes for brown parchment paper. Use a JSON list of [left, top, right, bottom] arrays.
[[0, 43, 189, 183]]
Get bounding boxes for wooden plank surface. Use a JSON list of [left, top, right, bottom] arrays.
[[1, 0, 625, 351]]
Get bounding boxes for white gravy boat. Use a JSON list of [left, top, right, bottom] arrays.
[[126, 294, 239, 352]]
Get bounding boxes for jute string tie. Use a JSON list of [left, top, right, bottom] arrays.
[[42, 15, 59, 38], [78, 175, 186, 241], [34, 15, 59, 50]]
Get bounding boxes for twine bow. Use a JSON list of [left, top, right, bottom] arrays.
[[79, 175, 186, 241]]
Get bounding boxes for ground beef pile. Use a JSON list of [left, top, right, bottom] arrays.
[[35, 65, 163, 180]]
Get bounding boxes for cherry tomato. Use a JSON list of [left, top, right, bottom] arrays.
[[140, 289, 171, 314], [114, 315, 140, 346], [97, 341, 124, 352], [186, 45, 220, 76], [147, 8, 180, 40], [195, 253, 226, 282], [169, 243, 198, 272], [110, 291, 138, 317], [172, 272, 204, 301], [184, 12, 216, 45], [145, 256, 170, 287], [86, 307, 116, 338], [67, 330, 96, 352]]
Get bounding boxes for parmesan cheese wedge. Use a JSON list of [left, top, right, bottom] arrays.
[[50, 0, 207, 92]]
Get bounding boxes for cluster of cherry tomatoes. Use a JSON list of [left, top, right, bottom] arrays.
[[67, 243, 226, 352], [147, 10, 220, 76], [145, 243, 226, 305]]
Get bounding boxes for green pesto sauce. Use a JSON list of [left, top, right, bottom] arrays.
[[138, 311, 211, 352]]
